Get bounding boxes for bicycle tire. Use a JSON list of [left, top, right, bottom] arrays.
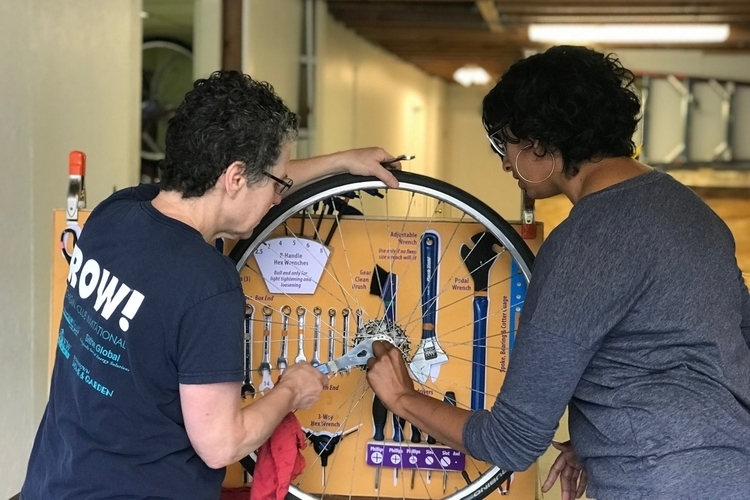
[[229, 171, 534, 500]]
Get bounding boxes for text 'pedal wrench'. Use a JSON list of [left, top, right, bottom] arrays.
[[410, 231, 448, 384], [460, 232, 500, 411]]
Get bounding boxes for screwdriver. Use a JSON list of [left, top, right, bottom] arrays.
[[426, 429, 437, 484], [372, 395, 388, 490], [442, 391, 457, 493], [410, 423, 422, 489], [392, 414, 406, 485]]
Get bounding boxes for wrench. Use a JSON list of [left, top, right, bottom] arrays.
[[277, 305, 291, 373], [327, 308, 336, 364], [241, 304, 255, 399], [316, 335, 391, 376], [311, 307, 322, 367], [410, 231, 448, 384], [295, 306, 307, 363], [460, 232, 500, 411], [258, 305, 275, 393], [341, 308, 351, 373]]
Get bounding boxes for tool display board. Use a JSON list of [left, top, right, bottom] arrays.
[[226, 216, 543, 499], [50, 210, 543, 499]]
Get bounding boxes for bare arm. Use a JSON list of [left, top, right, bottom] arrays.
[[180, 362, 327, 469], [285, 147, 400, 193], [365, 341, 470, 452]]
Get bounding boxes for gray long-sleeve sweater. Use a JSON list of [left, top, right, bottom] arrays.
[[464, 170, 750, 499]]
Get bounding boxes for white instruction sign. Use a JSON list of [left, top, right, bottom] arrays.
[[254, 237, 330, 295]]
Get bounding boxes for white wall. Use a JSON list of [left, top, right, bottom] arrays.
[[444, 84, 523, 221], [244, 0, 303, 114], [0, 0, 142, 494]]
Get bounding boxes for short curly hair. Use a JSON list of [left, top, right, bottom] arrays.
[[160, 71, 299, 197], [482, 45, 641, 177]]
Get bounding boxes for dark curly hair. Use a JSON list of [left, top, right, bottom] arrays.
[[160, 71, 299, 197], [482, 45, 641, 177]]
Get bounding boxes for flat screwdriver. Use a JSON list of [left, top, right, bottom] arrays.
[[442, 391, 457, 493], [372, 395, 388, 490]]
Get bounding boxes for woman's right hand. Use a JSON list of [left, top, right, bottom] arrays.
[[276, 362, 328, 410]]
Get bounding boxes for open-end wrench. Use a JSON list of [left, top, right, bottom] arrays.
[[316, 335, 391, 376], [241, 304, 256, 399], [410, 231, 448, 384], [341, 308, 351, 373], [460, 232, 500, 411], [327, 308, 336, 364], [295, 306, 307, 363], [356, 308, 364, 333], [277, 305, 291, 373], [311, 307, 322, 367], [258, 306, 275, 393]]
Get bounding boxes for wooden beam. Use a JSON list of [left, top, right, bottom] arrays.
[[476, 1, 505, 33], [222, 0, 243, 71]]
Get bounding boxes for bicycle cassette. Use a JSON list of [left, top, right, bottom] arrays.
[[353, 320, 411, 363]]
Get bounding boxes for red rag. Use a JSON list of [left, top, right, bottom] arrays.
[[249, 412, 307, 500]]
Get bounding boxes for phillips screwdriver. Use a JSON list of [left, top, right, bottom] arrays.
[[392, 414, 406, 485], [372, 395, 388, 491], [410, 424, 422, 489]]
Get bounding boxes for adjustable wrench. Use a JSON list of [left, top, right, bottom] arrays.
[[258, 306, 275, 393], [410, 231, 448, 384], [277, 305, 291, 373], [295, 306, 307, 363], [311, 307, 322, 367]]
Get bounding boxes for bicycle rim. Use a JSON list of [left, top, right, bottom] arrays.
[[229, 171, 534, 500]]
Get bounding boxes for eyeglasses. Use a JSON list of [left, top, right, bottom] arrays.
[[486, 127, 507, 158], [263, 172, 294, 195]]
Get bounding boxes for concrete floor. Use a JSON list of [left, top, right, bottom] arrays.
[[533, 171, 750, 500]]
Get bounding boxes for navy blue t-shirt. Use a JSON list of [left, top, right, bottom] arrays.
[[23, 184, 245, 499]]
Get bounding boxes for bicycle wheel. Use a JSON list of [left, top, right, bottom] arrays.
[[229, 171, 535, 500]]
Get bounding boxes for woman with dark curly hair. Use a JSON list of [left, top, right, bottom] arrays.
[[22, 70, 403, 500], [367, 46, 750, 500]]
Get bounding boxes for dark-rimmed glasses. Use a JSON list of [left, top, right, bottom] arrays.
[[486, 127, 507, 158], [263, 172, 293, 195]]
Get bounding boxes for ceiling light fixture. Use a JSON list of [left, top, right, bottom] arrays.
[[528, 24, 730, 44], [453, 65, 492, 87]]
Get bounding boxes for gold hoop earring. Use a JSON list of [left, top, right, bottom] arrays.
[[515, 145, 555, 184]]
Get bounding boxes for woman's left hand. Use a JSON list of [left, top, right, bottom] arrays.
[[541, 441, 587, 500], [335, 147, 401, 188]]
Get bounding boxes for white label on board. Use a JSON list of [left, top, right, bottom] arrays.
[[254, 237, 330, 295]]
